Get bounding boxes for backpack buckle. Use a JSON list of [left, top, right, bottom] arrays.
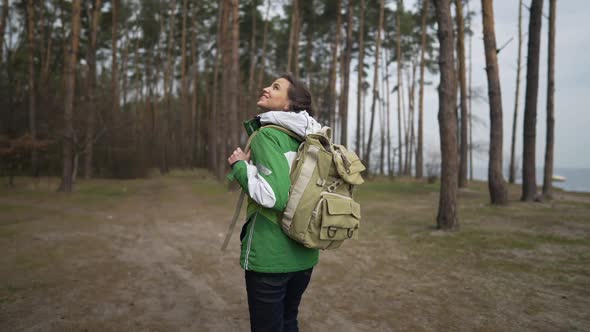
[[327, 226, 337, 238]]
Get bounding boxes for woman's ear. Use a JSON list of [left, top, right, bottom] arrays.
[[282, 102, 290, 112]]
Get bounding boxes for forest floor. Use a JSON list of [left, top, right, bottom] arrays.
[[1, 170, 589, 331]]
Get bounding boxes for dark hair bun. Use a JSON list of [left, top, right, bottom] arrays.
[[280, 73, 315, 117]]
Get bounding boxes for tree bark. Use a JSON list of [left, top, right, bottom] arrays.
[[84, 0, 101, 179], [433, 0, 458, 229], [26, 0, 37, 176], [521, 0, 544, 201], [355, 0, 365, 157], [58, 0, 82, 192], [481, 0, 508, 205], [455, 0, 468, 187], [509, 0, 523, 184], [542, 0, 556, 198]]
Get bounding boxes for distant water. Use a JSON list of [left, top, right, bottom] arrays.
[[472, 167, 590, 193]]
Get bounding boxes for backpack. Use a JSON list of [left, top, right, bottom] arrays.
[[263, 125, 366, 250]]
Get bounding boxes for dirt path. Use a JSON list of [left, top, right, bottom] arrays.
[[1, 175, 589, 331]]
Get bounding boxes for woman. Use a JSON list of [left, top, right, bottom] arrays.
[[227, 74, 320, 331]]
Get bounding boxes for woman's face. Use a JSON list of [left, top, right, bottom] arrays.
[[257, 78, 291, 111]]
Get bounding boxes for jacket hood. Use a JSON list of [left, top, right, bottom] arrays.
[[258, 111, 322, 138]]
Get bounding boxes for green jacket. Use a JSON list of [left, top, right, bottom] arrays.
[[228, 117, 319, 273]]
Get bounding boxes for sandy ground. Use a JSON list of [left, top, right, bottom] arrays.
[[1, 174, 589, 331]]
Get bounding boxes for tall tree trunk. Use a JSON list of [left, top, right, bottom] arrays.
[[365, 0, 384, 172], [396, 0, 404, 176], [339, 0, 353, 147], [509, 0, 523, 184], [58, 0, 82, 192], [111, 0, 119, 116], [84, 0, 101, 179], [521, 0, 544, 202], [416, 0, 428, 179], [0, 0, 8, 63], [456, 0, 468, 187], [481, 0, 508, 205], [468, 1, 473, 181], [230, 0, 240, 156], [121, 35, 129, 109], [385, 48, 392, 176], [247, 0, 258, 119], [181, 0, 189, 167], [433, 0, 458, 229], [209, 1, 226, 174], [217, 0, 231, 180], [542, 0, 556, 198], [286, 0, 300, 75], [190, 4, 199, 167], [408, 62, 416, 176], [404, 69, 414, 175], [26, 0, 37, 176], [292, 0, 301, 78], [355, 0, 365, 157], [328, 0, 342, 133], [162, 0, 176, 174]]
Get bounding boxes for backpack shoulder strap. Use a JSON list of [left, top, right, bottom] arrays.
[[262, 124, 304, 142]]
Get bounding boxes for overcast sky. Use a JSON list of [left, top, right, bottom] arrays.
[[341, 0, 590, 169]]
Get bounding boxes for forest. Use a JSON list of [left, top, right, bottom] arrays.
[[0, 0, 557, 225]]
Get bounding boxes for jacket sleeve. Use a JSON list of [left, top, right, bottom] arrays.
[[228, 128, 291, 211]]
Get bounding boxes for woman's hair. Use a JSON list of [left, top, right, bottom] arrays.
[[280, 73, 315, 117]]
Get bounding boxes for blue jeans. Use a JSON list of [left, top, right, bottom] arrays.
[[245, 268, 313, 332]]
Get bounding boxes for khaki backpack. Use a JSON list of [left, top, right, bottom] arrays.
[[221, 124, 365, 251], [265, 125, 365, 250]]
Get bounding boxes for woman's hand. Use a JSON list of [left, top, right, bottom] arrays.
[[227, 147, 251, 166]]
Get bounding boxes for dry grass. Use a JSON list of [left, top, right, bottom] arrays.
[[1, 171, 589, 331]]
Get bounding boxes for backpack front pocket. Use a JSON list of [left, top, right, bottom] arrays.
[[319, 197, 360, 241]]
